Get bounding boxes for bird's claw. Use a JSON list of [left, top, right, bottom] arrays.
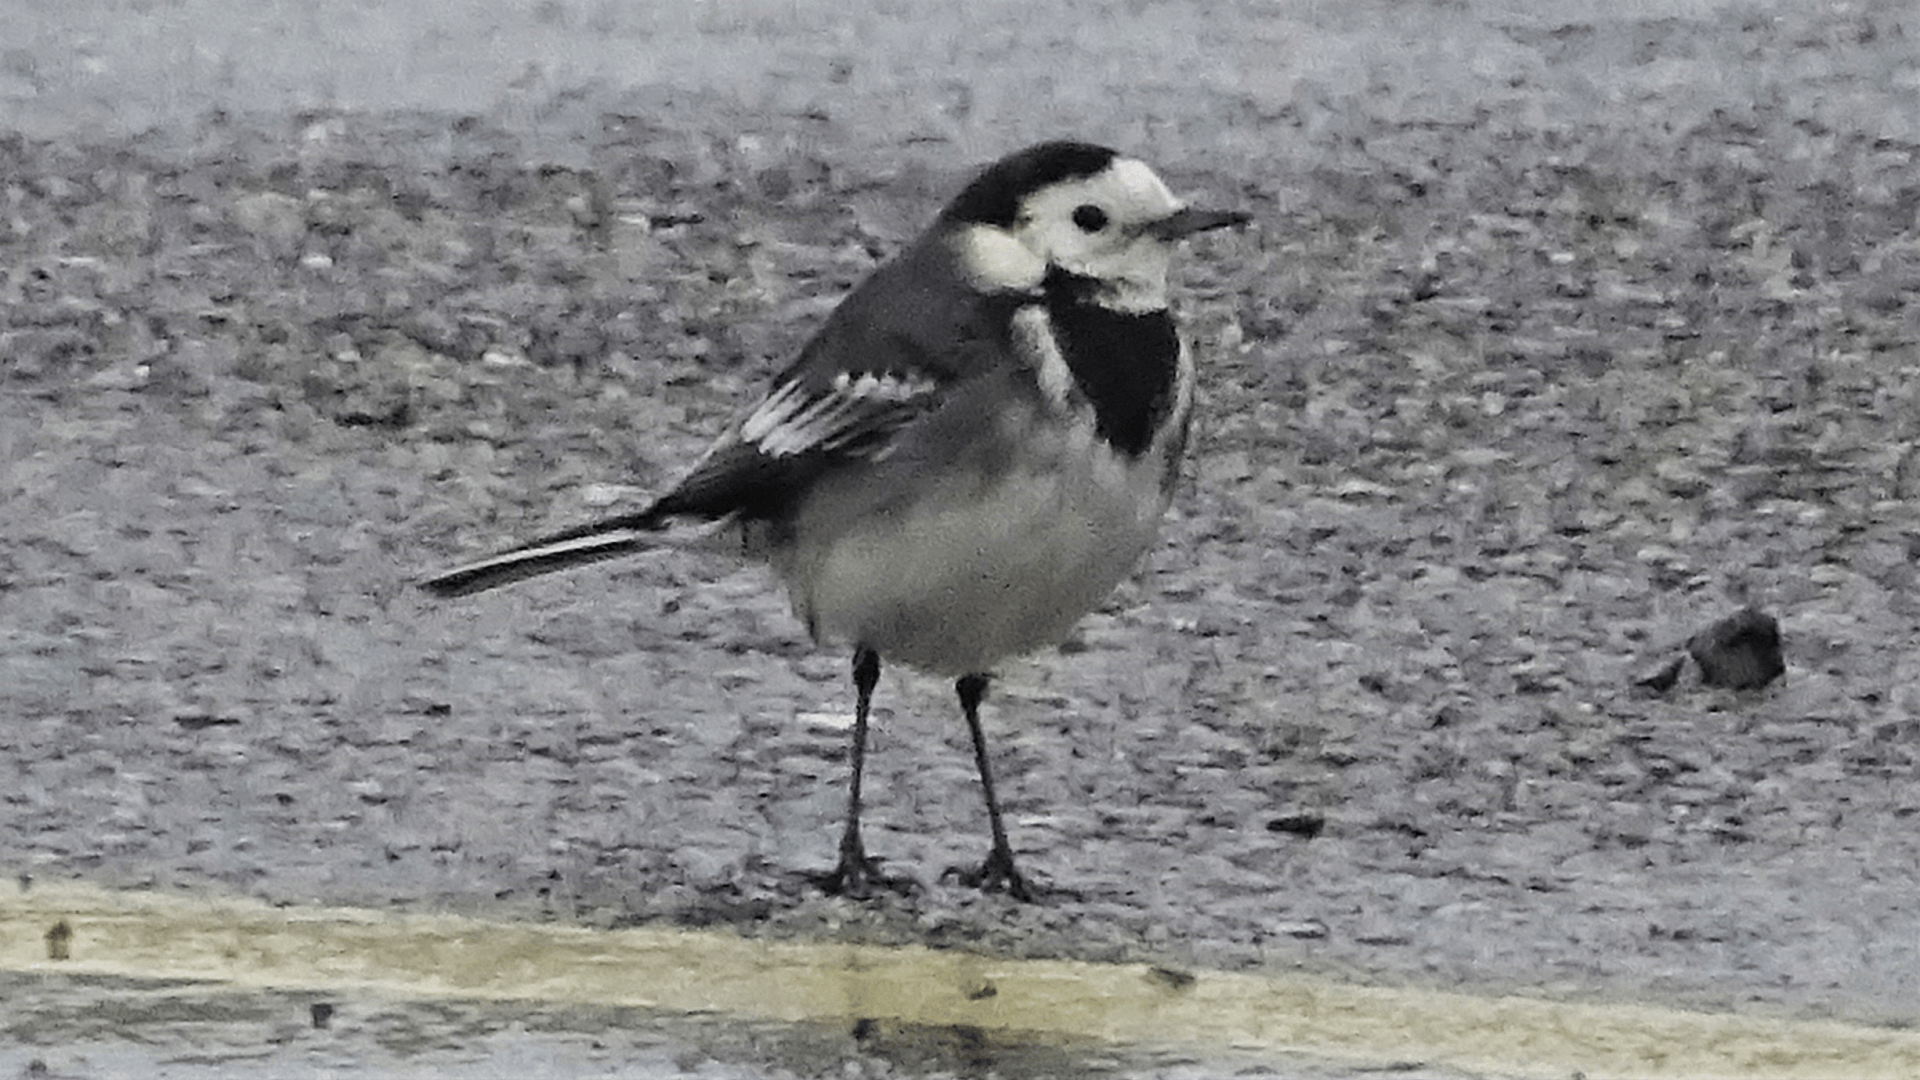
[[944, 846, 1040, 903], [812, 851, 917, 899]]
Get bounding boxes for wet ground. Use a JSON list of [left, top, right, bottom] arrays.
[[8, 882, 1917, 1078], [3, 0, 1919, 1076]]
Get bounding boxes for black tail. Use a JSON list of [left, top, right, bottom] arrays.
[[418, 509, 669, 598]]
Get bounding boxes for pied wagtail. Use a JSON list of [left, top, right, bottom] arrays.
[[421, 141, 1246, 901]]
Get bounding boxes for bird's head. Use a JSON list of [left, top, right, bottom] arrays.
[[941, 141, 1247, 312]]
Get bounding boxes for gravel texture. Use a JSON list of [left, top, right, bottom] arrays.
[[3, 0, 1918, 1075]]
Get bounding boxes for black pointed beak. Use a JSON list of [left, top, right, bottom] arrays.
[[1148, 206, 1251, 240]]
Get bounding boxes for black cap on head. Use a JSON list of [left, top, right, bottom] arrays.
[[942, 141, 1119, 227]]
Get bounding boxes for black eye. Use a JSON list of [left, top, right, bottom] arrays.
[[1071, 204, 1109, 233]]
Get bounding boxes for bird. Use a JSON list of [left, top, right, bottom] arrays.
[[420, 140, 1247, 902]]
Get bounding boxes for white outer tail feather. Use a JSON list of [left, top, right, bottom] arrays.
[[419, 529, 657, 597]]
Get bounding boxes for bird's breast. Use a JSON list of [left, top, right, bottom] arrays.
[[778, 400, 1183, 676]]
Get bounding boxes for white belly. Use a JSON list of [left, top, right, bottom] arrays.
[[779, 418, 1174, 676]]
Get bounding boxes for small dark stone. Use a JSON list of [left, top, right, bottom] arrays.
[[310, 1002, 335, 1029], [1144, 965, 1197, 990], [1266, 810, 1326, 839], [1687, 607, 1785, 689], [45, 921, 71, 961]]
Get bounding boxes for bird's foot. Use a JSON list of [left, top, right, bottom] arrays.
[[944, 845, 1067, 904], [810, 849, 917, 899]]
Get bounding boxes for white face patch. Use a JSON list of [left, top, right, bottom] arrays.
[[947, 156, 1202, 311], [1001, 156, 1188, 312], [952, 222, 1047, 293], [1093, 158, 1182, 219]]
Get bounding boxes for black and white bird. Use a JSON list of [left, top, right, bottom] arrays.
[[421, 141, 1246, 901]]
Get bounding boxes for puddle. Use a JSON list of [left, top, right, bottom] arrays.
[[2, 881, 1915, 1079]]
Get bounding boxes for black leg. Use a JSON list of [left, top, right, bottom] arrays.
[[815, 647, 911, 897], [949, 673, 1036, 902]]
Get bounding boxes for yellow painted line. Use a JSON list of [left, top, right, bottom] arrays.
[[2, 881, 1914, 1079]]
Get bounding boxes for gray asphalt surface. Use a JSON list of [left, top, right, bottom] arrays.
[[3, 0, 1918, 1076]]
